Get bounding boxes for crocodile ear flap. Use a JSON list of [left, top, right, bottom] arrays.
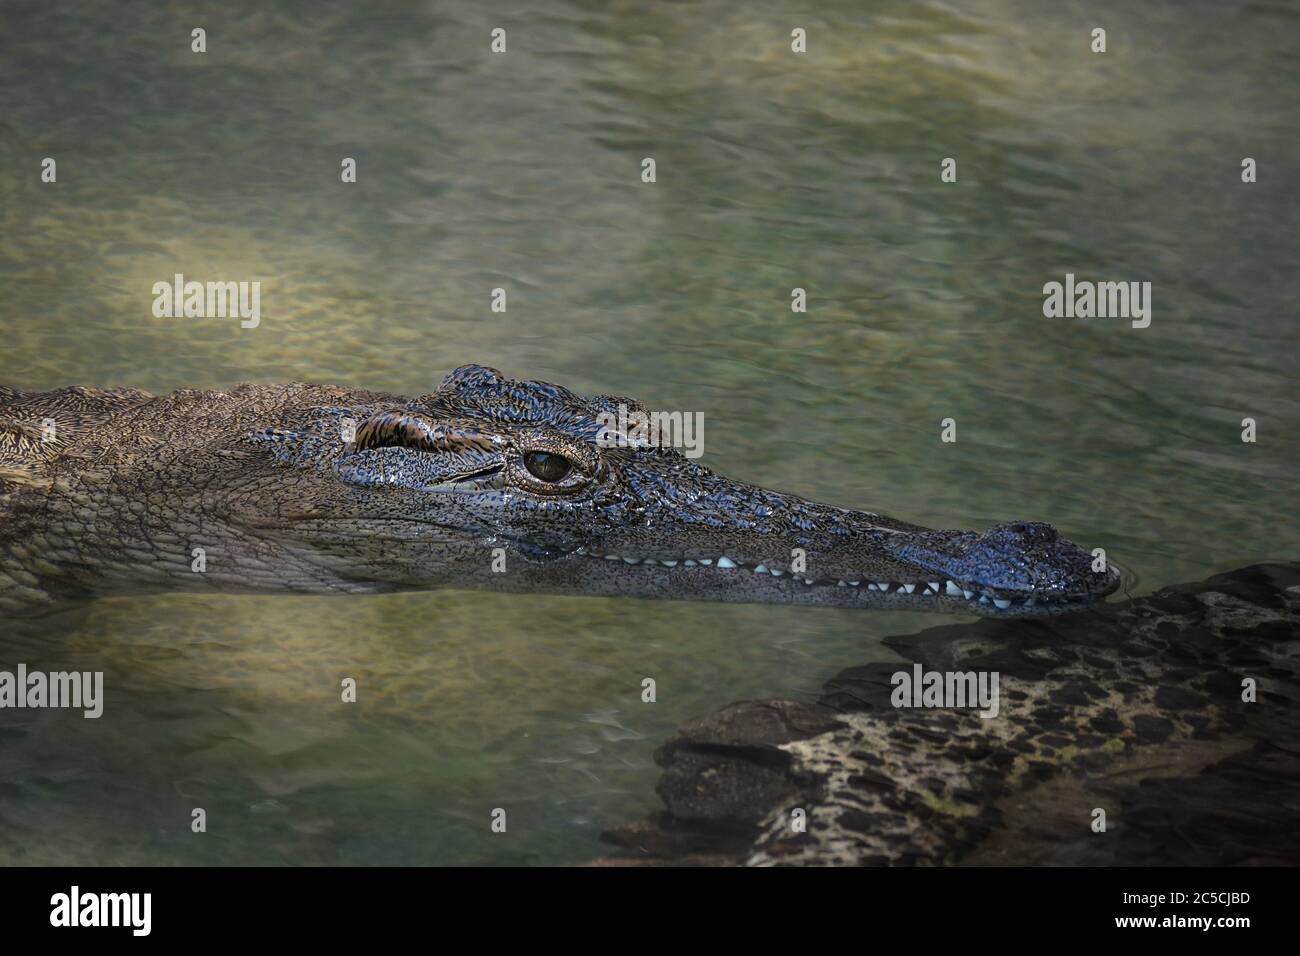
[[353, 410, 498, 455]]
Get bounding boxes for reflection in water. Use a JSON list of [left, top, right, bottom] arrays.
[[0, 0, 1296, 864]]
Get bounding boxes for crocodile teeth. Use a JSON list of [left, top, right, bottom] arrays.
[[584, 550, 1024, 605]]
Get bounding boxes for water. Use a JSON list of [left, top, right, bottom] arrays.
[[0, 0, 1296, 865]]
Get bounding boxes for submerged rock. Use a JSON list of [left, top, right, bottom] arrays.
[[600, 563, 1300, 865]]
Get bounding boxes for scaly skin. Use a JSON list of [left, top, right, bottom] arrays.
[[0, 365, 1118, 615]]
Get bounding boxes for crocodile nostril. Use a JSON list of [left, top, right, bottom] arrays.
[[991, 521, 1058, 543]]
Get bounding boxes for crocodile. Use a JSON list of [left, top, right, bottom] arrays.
[[0, 364, 1118, 615], [601, 562, 1300, 866]]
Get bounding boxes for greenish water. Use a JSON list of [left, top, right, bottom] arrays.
[[0, 0, 1296, 865]]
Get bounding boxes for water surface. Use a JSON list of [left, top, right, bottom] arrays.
[[0, 0, 1296, 864]]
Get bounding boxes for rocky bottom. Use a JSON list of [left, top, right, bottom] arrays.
[[599, 563, 1300, 866]]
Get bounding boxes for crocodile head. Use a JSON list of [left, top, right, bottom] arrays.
[[249, 365, 1118, 617]]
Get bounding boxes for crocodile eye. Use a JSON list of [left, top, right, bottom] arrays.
[[523, 451, 572, 483]]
